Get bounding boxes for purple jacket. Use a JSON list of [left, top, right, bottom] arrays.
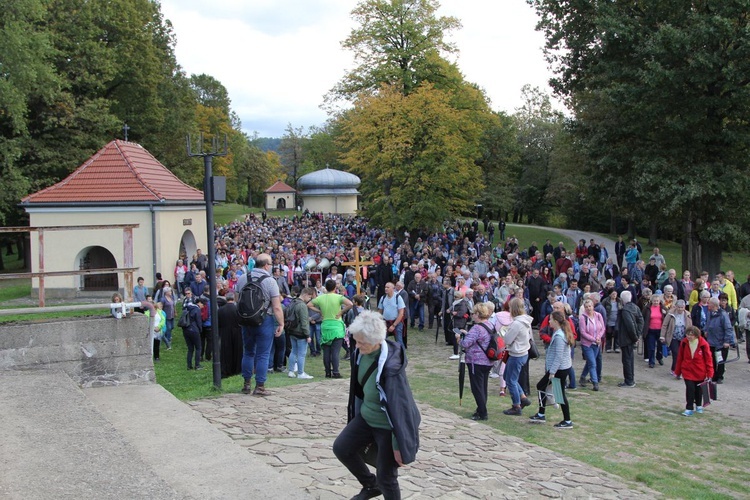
[[460, 321, 494, 366]]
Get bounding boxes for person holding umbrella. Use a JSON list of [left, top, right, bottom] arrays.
[[456, 302, 496, 420]]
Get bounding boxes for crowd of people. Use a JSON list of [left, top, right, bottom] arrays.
[[123, 212, 747, 497]]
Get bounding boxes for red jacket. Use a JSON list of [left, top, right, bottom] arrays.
[[539, 314, 577, 346], [674, 336, 714, 382]]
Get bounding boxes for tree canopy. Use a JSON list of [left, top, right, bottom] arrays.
[[528, 0, 750, 274]]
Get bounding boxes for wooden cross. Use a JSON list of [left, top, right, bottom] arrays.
[[342, 247, 375, 295]]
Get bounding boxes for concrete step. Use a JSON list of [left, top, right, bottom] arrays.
[[0, 370, 311, 499]]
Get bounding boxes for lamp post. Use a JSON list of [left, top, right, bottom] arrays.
[[187, 134, 227, 389]]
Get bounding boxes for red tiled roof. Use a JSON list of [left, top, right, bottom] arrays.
[[264, 180, 296, 193], [21, 140, 204, 204]]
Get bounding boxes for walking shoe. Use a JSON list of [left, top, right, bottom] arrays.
[[682, 409, 693, 416], [529, 414, 546, 423], [617, 382, 636, 388], [195, 365, 204, 371], [471, 414, 488, 421], [297, 373, 314, 380], [566, 385, 577, 391], [606, 349, 612, 353], [578, 376, 587, 387], [241, 382, 253, 394], [614, 349, 620, 353], [332, 373, 343, 379], [520, 397, 532, 409], [351, 486, 382, 500], [658, 359, 664, 366], [592, 383, 599, 392], [648, 364, 655, 368], [499, 390, 506, 397], [696, 406, 704, 414], [554, 420, 574, 429], [489, 373, 500, 378], [288, 371, 297, 378], [253, 385, 273, 396], [325, 373, 332, 378], [449, 354, 460, 360], [503, 406, 523, 416]]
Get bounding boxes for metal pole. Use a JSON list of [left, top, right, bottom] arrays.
[[203, 155, 221, 390]]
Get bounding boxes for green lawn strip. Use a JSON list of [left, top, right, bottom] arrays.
[[0, 280, 32, 302], [401, 333, 749, 498], [212, 203, 299, 225]]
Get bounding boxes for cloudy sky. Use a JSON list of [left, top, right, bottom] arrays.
[[159, 0, 555, 138]]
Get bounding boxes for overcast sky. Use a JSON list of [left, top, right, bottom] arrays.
[[159, 0, 555, 138]]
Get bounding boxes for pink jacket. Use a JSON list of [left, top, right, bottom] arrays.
[[579, 312, 605, 347]]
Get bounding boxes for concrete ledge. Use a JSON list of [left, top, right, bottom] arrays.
[[0, 315, 154, 386]]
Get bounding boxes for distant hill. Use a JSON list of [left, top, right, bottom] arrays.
[[253, 137, 281, 152]]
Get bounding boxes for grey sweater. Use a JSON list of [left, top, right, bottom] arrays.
[[545, 330, 573, 374]]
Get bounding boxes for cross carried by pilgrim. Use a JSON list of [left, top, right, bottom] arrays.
[[342, 247, 374, 295]]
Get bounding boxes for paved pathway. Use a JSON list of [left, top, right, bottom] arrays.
[[189, 381, 655, 499]]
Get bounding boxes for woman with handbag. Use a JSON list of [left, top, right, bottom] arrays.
[[333, 311, 421, 500], [529, 310, 575, 428], [448, 291, 470, 360], [456, 302, 496, 421], [674, 325, 714, 416]]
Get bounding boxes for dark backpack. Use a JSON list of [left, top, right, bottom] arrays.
[[236, 274, 271, 326], [478, 323, 505, 361], [177, 307, 191, 328], [283, 298, 301, 332]]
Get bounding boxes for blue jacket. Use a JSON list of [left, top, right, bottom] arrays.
[[704, 309, 735, 348]]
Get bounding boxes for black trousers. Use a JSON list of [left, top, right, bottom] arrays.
[[323, 338, 344, 376], [333, 413, 400, 500], [684, 379, 704, 410], [712, 346, 729, 382], [468, 363, 491, 418], [153, 338, 160, 360], [201, 326, 213, 360], [621, 344, 635, 385], [520, 360, 530, 396], [605, 325, 619, 350], [536, 370, 571, 421], [183, 329, 201, 369]]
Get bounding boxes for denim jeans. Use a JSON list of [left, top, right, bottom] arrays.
[[288, 337, 309, 374], [504, 354, 528, 406], [241, 314, 276, 384], [581, 344, 601, 384], [164, 318, 174, 347], [410, 301, 424, 328], [393, 322, 405, 349], [646, 329, 663, 366], [309, 322, 322, 354]]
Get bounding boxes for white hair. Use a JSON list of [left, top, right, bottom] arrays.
[[621, 291, 632, 304], [349, 310, 387, 345]]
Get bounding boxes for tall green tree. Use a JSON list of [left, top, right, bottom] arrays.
[[529, 0, 750, 275], [327, 0, 461, 103], [340, 83, 483, 232], [278, 124, 307, 187]]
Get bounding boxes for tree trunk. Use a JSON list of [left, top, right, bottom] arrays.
[[626, 218, 636, 240], [701, 241, 723, 277], [609, 210, 617, 235], [0, 247, 5, 271], [648, 219, 658, 247], [5, 240, 13, 256], [683, 211, 701, 278]]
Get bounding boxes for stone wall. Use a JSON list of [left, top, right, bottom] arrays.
[[0, 314, 154, 387]]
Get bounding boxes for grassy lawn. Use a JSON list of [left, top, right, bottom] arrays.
[[213, 203, 299, 225], [155, 322, 749, 499]]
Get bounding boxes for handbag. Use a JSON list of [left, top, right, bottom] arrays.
[[698, 380, 713, 406], [551, 377, 565, 403], [528, 338, 540, 360]]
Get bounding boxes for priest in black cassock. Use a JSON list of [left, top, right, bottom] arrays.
[[218, 292, 243, 379]]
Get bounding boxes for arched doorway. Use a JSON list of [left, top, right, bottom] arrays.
[[276, 197, 286, 209], [76, 246, 118, 291], [179, 230, 198, 264]]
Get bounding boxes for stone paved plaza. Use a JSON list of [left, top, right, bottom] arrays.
[[189, 380, 655, 499]]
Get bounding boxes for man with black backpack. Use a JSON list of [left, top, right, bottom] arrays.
[[237, 253, 284, 396]]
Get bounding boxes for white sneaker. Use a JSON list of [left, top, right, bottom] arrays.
[[297, 373, 314, 380], [489, 373, 500, 378], [449, 354, 460, 360], [293, 363, 298, 372], [288, 371, 297, 378]]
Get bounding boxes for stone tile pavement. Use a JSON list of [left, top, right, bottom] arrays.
[[188, 380, 655, 499]]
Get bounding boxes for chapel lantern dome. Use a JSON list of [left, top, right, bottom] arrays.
[[297, 167, 360, 194]]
